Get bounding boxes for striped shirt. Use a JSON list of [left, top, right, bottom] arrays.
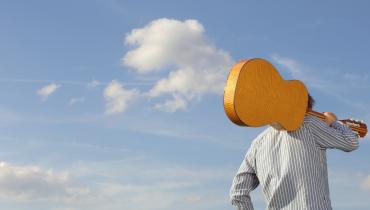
[[230, 115, 359, 210]]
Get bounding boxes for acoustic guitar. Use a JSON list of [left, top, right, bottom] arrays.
[[223, 58, 367, 138]]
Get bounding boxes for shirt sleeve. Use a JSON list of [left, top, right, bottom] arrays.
[[308, 116, 359, 152], [230, 143, 259, 210]]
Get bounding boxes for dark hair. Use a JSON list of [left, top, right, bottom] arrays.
[[307, 94, 315, 110]]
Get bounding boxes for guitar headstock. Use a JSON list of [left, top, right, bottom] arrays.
[[340, 118, 368, 138]]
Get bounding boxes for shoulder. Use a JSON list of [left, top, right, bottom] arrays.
[[302, 115, 333, 137], [243, 128, 272, 163], [250, 127, 274, 149], [304, 115, 316, 123], [303, 115, 324, 127]]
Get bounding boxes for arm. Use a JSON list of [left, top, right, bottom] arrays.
[[230, 145, 259, 210], [309, 114, 359, 152]]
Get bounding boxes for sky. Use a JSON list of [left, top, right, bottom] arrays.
[[0, 0, 370, 209]]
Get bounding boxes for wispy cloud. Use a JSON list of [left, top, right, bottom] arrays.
[[270, 54, 370, 91], [0, 106, 24, 126], [103, 80, 139, 115], [86, 80, 101, 88], [37, 83, 61, 101], [123, 18, 234, 112], [270, 54, 305, 78], [342, 73, 370, 88], [269, 54, 328, 89], [0, 78, 152, 87], [126, 119, 252, 150], [65, 157, 232, 210], [153, 95, 187, 112], [0, 156, 233, 210], [0, 161, 89, 202], [269, 54, 370, 112], [0, 78, 87, 85], [69, 97, 85, 106]]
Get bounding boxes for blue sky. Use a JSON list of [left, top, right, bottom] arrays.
[[0, 0, 370, 209]]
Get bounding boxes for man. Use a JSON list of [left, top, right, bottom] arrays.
[[229, 95, 359, 210]]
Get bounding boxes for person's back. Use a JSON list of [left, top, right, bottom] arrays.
[[230, 115, 359, 210]]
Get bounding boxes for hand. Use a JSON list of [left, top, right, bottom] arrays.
[[323, 112, 338, 126]]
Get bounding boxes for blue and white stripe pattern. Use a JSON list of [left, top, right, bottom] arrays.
[[230, 115, 359, 210]]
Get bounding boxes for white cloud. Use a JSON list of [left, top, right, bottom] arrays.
[[361, 175, 370, 191], [37, 83, 60, 101], [0, 161, 89, 202], [0, 156, 232, 210], [123, 18, 234, 112], [103, 80, 139, 115], [69, 97, 85, 106], [153, 95, 187, 112]]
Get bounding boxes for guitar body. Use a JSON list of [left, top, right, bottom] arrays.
[[224, 58, 368, 137], [224, 58, 309, 131]]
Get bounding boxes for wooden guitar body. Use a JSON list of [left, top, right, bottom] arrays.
[[224, 58, 308, 131]]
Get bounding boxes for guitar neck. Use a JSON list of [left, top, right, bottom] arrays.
[[306, 110, 326, 120], [306, 110, 366, 137]]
